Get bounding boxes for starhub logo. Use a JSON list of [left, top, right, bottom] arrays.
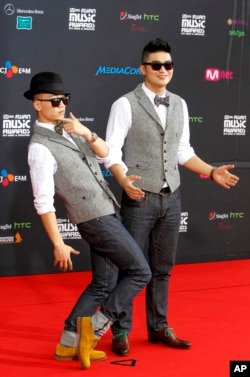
[[95, 66, 141, 76], [0, 60, 31, 78], [205, 68, 233, 81], [227, 18, 246, 38]]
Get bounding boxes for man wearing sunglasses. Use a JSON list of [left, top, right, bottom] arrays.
[[24, 72, 151, 369], [101, 38, 239, 355]]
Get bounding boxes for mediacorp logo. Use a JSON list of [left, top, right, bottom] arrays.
[[0, 60, 31, 78], [95, 65, 141, 76]]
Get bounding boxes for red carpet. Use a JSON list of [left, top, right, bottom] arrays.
[[0, 259, 250, 377]]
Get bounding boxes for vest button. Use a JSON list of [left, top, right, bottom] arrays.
[[136, 164, 140, 167]]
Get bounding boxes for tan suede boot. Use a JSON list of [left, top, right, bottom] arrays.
[[77, 317, 103, 369], [55, 343, 106, 361]]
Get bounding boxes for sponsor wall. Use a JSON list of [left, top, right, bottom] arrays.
[[0, 0, 249, 276]]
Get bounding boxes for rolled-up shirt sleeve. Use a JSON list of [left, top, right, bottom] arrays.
[[28, 142, 57, 215], [177, 99, 196, 165], [98, 97, 131, 172]]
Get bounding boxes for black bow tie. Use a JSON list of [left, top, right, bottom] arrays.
[[154, 95, 170, 107], [54, 121, 64, 135]]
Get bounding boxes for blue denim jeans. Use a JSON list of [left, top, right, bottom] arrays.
[[119, 188, 181, 332], [64, 213, 151, 333]]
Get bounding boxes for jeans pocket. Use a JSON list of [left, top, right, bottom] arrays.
[[121, 191, 147, 207]]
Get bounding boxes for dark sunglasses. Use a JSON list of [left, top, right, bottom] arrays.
[[142, 61, 174, 71], [36, 96, 70, 107]]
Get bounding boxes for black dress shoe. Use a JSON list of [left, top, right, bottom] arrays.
[[111, 334, 129, 356], [148, 328, 191, 349]]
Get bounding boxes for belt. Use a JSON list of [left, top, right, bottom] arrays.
[[143, 186, 171, 196], [159, 186, 171, 195]]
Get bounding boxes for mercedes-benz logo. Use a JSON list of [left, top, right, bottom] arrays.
[[4, 3, 15, 16]]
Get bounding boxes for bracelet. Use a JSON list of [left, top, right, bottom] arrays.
[[210, 167, 218, 180], [89, 132, 98, 143]]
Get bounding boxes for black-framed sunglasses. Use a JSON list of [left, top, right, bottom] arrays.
[[142, 61, 174, 71], [36, 96, 70, 107]]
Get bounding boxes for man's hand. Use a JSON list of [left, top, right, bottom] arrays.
[[121, 175, 145, 200], [53, 243, 80, 271], [212, 165, 239, 189], [58, 112, 92, 139]]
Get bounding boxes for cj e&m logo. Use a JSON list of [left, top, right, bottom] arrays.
[[0, 60, 31, 78], [0, 169, 27, 187]]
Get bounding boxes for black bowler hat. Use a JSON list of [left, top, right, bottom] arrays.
[[24, 72, 70, 100]]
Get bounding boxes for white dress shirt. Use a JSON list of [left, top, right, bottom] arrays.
[[100, 83, 195, 172], [28, 121, 78, 215]]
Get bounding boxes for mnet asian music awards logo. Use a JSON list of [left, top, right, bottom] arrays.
[[179, 212, 188, 232], [68, 8, 96, 31]]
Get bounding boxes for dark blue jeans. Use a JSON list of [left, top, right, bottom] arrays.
[[119, 188, 181, 332], [64, 213, 151, 332]]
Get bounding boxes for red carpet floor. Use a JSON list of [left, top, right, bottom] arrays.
[[0, 259, 250, 377]]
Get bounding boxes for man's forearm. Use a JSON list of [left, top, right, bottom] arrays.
[[40, 212, 64, 248], [109, 164, 127, 187]]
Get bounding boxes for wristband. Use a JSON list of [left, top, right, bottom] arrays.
[[210, 167, 218, 180], [90, 132, 98, 143]]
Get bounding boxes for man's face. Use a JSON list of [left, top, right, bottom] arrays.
[[140, 51, 174, 93], [33, 93, 68, 125]]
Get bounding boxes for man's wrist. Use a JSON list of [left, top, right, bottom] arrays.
[[210, 167, 218, 180], [88, 132, 98, 143]]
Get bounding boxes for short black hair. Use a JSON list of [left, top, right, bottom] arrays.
[[141, 38, 171, 63]]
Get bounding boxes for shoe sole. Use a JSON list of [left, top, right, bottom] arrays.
[[54, 355, 107, 362], [54, 355, 77, 361], [148, 338, 192, 348]]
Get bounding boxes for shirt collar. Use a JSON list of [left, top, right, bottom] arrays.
[[142, 82, 167, 100], [36, 120, 55, 131]]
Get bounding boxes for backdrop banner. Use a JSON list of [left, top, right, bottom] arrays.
[[0, 0, 249, 276]]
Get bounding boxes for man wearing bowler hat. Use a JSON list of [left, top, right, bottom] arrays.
[[24, 72, 151, 370]]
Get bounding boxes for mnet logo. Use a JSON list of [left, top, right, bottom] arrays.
[[205, 68, 233, 81]]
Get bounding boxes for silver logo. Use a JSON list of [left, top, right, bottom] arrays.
[[4, 4, 15, 16]]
